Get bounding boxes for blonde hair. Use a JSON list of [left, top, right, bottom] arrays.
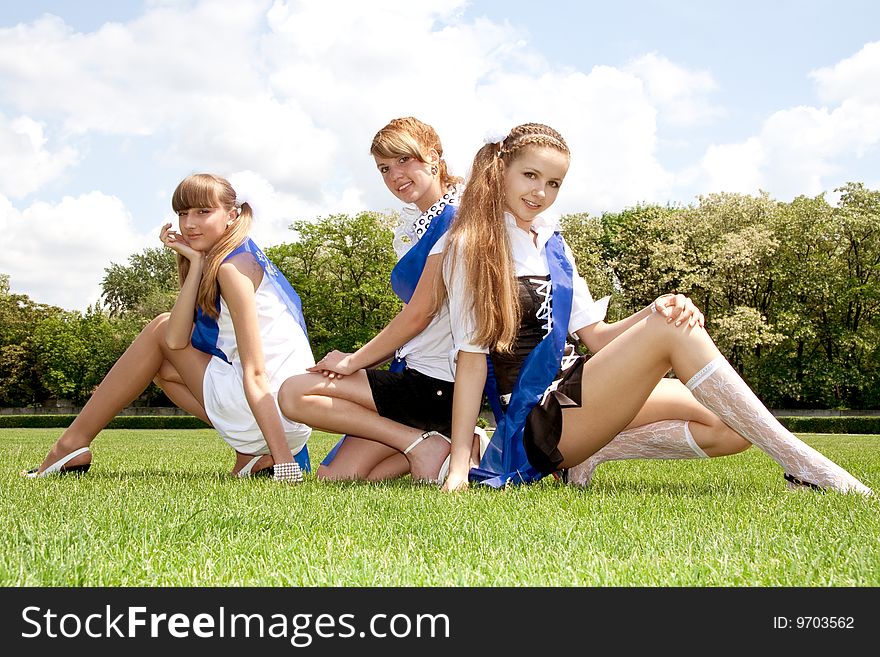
[[434, 123, 570, 352], [171, 173, 252, 319], [370, 117, 463, 190]]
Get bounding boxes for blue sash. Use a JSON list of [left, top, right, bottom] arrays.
[[388, 202, 456, 375], [390, 202, 456, 304], [469, 232, 573, 487], [190, 237, 312, 472]]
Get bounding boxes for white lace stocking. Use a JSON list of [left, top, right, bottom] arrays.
[[566, 420, 707, 487], [687, 357, 873, 496]]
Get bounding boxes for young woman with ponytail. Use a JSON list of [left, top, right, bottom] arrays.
[[23, 173, 314, 483], [436, 123, 872, 496]]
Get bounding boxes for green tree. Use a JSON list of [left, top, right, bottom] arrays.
[[266, 212, 401, 360], [29, 303, 144, 405], [101, 247, 178, 318], [0, 274, 61, 406]]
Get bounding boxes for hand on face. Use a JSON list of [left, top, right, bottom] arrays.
[[160, 222, 201, 261], [165, 206, 234, 261]]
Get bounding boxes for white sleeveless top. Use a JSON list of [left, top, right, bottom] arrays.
[[202, 273, 314, 455]]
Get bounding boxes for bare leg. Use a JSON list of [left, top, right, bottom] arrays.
[[154, 360, 211, 424], [625, 377, 750, 456], [32, 313, 211, 474], [566, 378, 751, 486], [279, 372, 450, 481], [556, 313, 871, 495], [232, 452, 274, 475], [557, 313, 721, 467], [365, 453, 414, 480], [317, 436, 406, 481], [320, 430, 487, 482]]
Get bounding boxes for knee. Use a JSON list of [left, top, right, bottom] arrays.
[[148, 312, 171, 329], [703, 417, 751, 456], [143, 312, 171, 339], [278, 376, 316, 420]]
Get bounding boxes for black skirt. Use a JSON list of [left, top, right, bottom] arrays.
[[366, 367, 454, 437], [521, 353, 586, 474]]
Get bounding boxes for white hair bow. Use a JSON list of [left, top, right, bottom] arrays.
[[482, 128, 508, 146]]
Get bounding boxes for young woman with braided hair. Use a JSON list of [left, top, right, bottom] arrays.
[[435, 123, 872, 496]]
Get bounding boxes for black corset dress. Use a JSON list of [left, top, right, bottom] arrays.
[[490, 275, 587, 475]]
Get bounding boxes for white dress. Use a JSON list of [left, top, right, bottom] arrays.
[[202, 273, 314, 456]]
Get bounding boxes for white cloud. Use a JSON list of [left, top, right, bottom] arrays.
[[0, 114, 78, 198], [162, 96, 339, 201], [811, 40, 880, 103], [225, 169, 366, 250], [0, 192, 148, 310], [625, 52, 722, 127], [463, 64, 673, 213], [692, 43, 880, 198], [0, 3, 272, 136], [0, 0, 675, 217], [699, 138, 765, 195], [2, 2, 878, 310]]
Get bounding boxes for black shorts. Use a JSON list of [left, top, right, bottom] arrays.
[[366, 367, 454, 437]]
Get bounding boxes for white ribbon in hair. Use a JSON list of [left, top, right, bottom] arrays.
[[482, 128, 508, 146], [229, 174, 262, 219]]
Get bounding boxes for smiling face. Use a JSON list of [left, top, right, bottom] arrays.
[[176, 203, 235, 251], [501, 145, 570, 230], [374, 151, 442, 212]]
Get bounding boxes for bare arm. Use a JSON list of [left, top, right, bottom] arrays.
[[309, 253, 441, 376], [442, 350, 487, 492], [219, 257, 295, 468], [576, 293, 705, 353], [160, 222, 204, 350]]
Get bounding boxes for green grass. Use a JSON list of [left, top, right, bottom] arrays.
[[2, 429, 878, 586]]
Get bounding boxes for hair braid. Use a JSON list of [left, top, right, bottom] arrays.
[[433, 123, 570, 352]]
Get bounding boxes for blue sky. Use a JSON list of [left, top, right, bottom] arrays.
[[1, 0, 879, 310]]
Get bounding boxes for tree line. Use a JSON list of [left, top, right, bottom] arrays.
[[1, 183, 877, 409]]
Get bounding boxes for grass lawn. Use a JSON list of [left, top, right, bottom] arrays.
[[2, 429, 878, 586]]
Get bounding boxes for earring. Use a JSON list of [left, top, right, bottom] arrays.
[[431, 165, 438, 176]]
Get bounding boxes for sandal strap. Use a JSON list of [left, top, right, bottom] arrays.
[[42, 447, 90, 475], [783, 473, 824, 491], [237, 455, 262, 478], [403, 430, 441, 455]]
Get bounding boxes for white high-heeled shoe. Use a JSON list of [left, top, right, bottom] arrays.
[[403, 430, 452, 484], [22, 446, 91, 478], [235, 455, 274, 478], [436, 426, 492, 484]]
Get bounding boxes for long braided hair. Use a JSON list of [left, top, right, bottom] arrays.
[[433, 123, 570, 352]]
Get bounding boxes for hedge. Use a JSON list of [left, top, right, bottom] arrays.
[[1, 414, 879, 433], [776, 416, 880, 435], [0, 415, 210, 429]]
